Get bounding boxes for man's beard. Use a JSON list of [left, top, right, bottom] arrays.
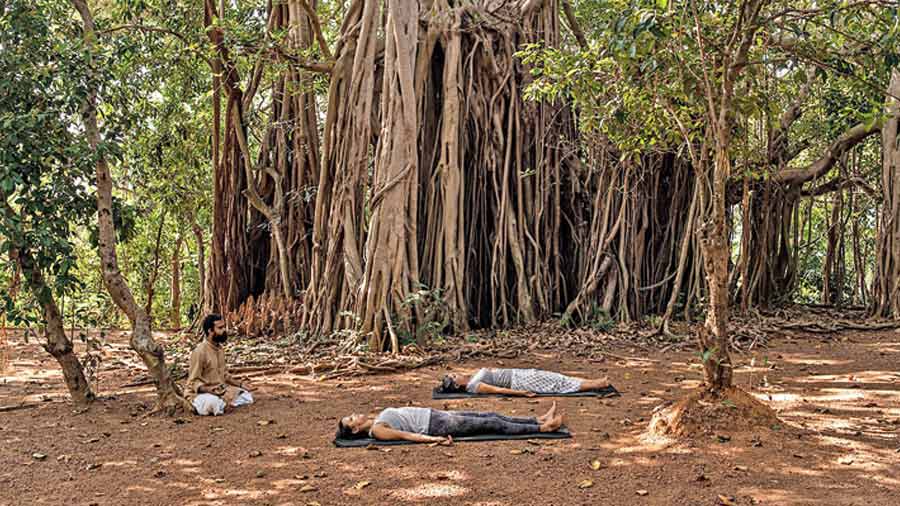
[[213, 333, 228, 344]]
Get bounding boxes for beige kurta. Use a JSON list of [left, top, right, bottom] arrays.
[[187, 340, 238, 402]]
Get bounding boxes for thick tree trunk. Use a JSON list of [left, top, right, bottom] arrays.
[[428, 12, 467, 332], [204, 0, 252, 314], [357, 0, 420, 352], [71, 0, 187, 413], [302, 0, 377, 336], [874, 69, 900, 318]]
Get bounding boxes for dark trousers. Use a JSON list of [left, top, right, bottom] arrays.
[[427, 409, 541, 436]]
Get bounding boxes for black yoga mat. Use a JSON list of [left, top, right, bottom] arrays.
[[432, 384, 621, 400], [333, 427, 572, 447]]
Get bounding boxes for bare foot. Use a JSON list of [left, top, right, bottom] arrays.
[[583, 377, 610, 390], [538, 401, 558, 424], [540, 412, 564, 432]]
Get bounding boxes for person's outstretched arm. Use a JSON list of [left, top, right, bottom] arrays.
[[370, 424, 452, 444], [474, 383, 536, 397]]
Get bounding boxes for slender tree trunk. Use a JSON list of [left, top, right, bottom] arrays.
[[851, 190, 867, 305], [738, 176, 752, 312], [3, 225, 94, 405], [698, 137, 734, 392], [145, 211, 166, 316], [192, 221, 206, 315], [70, 0, 187, 413], [822, 191, 842, 304], [171, 235, 183, 330], [208, 42, 221, 316]]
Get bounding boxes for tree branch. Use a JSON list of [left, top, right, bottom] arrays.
[[295, 0, 334, 61], [561, 0, 588, 51], [99, 24, 214, 68], [774, 120, 882, 185], [802, 176, 878, 198]]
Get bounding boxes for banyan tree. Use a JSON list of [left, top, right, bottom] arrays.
[[201, 0, 900, 353], [205, 0, 676, 347]]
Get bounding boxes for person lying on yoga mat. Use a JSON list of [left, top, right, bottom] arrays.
[[437, 368, 610, 396], [337, 403, 565, 444]]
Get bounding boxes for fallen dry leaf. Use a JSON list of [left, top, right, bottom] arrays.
[[578, 479, 594, 489], [299, 484, 318, 492], [636, 490, 649, 496], [590, 459, 602, 470], [717, 494, 737, 506], [353, 480, 371, 490]]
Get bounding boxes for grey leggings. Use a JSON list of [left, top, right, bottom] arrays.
[[427, 410, 541, 437]]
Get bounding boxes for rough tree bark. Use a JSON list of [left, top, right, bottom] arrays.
[[691, 0, 770, 392], [205, 0, 326, 329], [356, 0, 421, 352], [302, 0, 377, 337], [70, 0, 188, 413], [205, 0, 252, 314], [874, 68, 900, 318]]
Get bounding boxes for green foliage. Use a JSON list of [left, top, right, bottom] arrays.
[[560, 303, 615, 332], [0, 0, 97, 324], [699, 347, 717, 364], [398, 284, 451, 345]]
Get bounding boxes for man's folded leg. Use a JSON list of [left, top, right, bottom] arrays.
[[231, 390, 254, 407], [193, 393, 226, 416]]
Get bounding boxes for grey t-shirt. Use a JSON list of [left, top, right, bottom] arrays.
[[466, 368, 514, 393], [371, 407, 432, 435]]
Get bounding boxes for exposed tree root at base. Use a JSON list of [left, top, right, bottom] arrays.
[[647, 387, 779, 439]]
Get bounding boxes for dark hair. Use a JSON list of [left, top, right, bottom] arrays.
[[336, 419, 367, 440], [436, 375, 466, 394], [202, 314, 223, 337]]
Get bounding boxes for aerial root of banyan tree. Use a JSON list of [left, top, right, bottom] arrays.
[[215, 0, 888, 347], [207, 0, 709, 346]]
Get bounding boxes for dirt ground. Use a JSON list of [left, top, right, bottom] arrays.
[[1, 328, 898, 506]]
